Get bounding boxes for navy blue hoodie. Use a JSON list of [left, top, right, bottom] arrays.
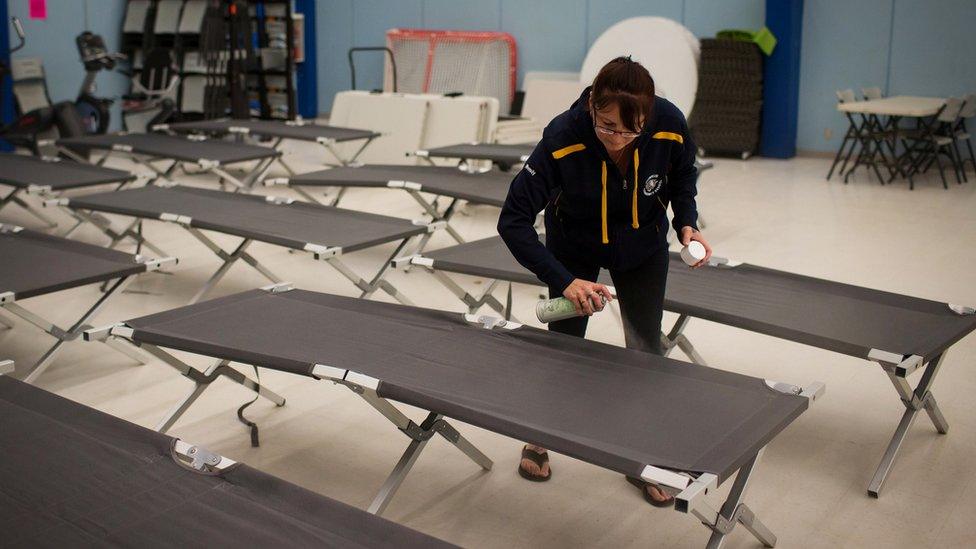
[[497, 88, 699, 292]]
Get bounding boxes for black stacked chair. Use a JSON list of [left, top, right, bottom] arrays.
[[689, 39, 764, 159]]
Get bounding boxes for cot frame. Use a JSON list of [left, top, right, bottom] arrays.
[[49, 188, 435, 305], [85, 282, 823, 548], [397, 252, 971, 497], [0, 156, 139, 231], [55, 134, 279, 192], [0, 224, 175, 383], [266, 174, 486, 250], [154, 119, 381, 177]]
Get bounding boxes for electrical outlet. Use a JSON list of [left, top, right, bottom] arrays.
[[824, 128, 833, 141]]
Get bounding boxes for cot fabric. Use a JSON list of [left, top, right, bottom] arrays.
[[422, 235, 976, 361], [57, 133, 279, 164], [163, 118, 380, 143], [0, 376, 456, 548], [286, 165, 512, 207], [0, 229, 147, 299], [420, 143, 534, 164], [0, 154, 134, 190], [125, 288, 809, 483], [66, 186, 426, 252]]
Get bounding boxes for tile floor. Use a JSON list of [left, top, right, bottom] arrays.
[[1, 140, 974, 548]]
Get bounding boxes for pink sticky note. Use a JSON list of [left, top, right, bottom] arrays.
[[29, 0, 47, 20]]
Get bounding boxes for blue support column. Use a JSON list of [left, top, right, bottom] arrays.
[[1, 0, 13, 151], [295, 0, 318, 119], [760, 0, 804, 158]]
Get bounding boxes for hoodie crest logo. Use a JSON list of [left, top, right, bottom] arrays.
[[643, 174, 663, 197]]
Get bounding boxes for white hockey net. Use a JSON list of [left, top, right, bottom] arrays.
[[385, 29, 517, 113]]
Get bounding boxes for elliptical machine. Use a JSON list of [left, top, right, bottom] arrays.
[[1, 17, 85, 154], [74, 31, 125, 134]]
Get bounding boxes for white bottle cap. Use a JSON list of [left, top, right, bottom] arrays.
[[680, 241, 706, 266]]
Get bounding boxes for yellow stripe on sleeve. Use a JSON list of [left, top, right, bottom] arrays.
[[551, 143, 586, 159], [652, 131, 683, 143]]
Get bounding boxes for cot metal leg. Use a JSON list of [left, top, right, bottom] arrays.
[[68, 209, 170, 258], [128, 156, 180, 186], [368, 427, 432, 515], [868, 352, 948, 497], [155, 358, 229, 432], [334, 383, 491, 515], [328, 186, 349, 207], [7, 276, 135, 384], [405, 191, 465, 245], [1, 188, 59, 228], [266, 138, 298, 177], [290, 185, 326, 205], [702, 452, 776, 549], [184, 229, 282, 304], [413, 268, 511, 318], [54, 145, 91, 164], [661, 315, 708, 366], [321, 138, 374, 168], [133, 344, 286, 432], [276, 156, 298, 177], [209, 166, 249, 192], [240, 156, 279, 190], [323, 239, 415, 305], [675, 450, 775, 549], [314, 139, 377, 203], [102, 336, 151, 366]]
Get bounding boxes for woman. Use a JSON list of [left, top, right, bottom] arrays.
[[497, 57, 711, 507]]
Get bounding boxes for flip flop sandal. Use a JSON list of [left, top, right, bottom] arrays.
[[626, 476, 675, 508], [518, 446, 552, 482]]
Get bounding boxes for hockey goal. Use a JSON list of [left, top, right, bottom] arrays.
[[385, 29, 517, 113]]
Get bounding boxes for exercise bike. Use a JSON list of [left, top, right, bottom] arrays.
[[75, 30, 180, 134], [74, 31, 125, 134]]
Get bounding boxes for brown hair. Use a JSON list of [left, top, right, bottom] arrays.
[[590, 57, 655, 133]]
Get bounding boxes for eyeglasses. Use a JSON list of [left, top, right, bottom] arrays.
[[593, 124, 642, 139]]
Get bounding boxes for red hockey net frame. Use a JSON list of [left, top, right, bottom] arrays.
[[385, 28, 518, 107]]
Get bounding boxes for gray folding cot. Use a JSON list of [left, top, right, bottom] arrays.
[[0, 153, 134, 229], [0, 362, 453, 548], [267, 164, 511, 249], [0, 224, 173, 382], [156, 118, 381, 174], [51, 184, 433, 305], [56, 132, 280, 191], [87, 286, 822, 548], [397, 235, 976, 497], [415, 142, 533, 171]]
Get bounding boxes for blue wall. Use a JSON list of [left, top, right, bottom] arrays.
[[798, 0, 975, 152], [6, 0, 128, 130], [316, 0, 974, 154], [8, 1, 972, 153], [315, 0, 764, 114]]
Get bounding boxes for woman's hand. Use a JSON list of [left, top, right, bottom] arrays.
[[680, 226, 712, 268], [562, 279, 613, 316]]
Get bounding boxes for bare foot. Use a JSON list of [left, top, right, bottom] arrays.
[[626, 476, 675, 507], [644, 484, 673, 504]]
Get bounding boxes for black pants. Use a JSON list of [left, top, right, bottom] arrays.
[[547, 245, 669, 355]]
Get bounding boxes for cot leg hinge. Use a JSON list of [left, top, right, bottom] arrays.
[[261, 281, 295, 293], [400, 413, 459, 443]]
